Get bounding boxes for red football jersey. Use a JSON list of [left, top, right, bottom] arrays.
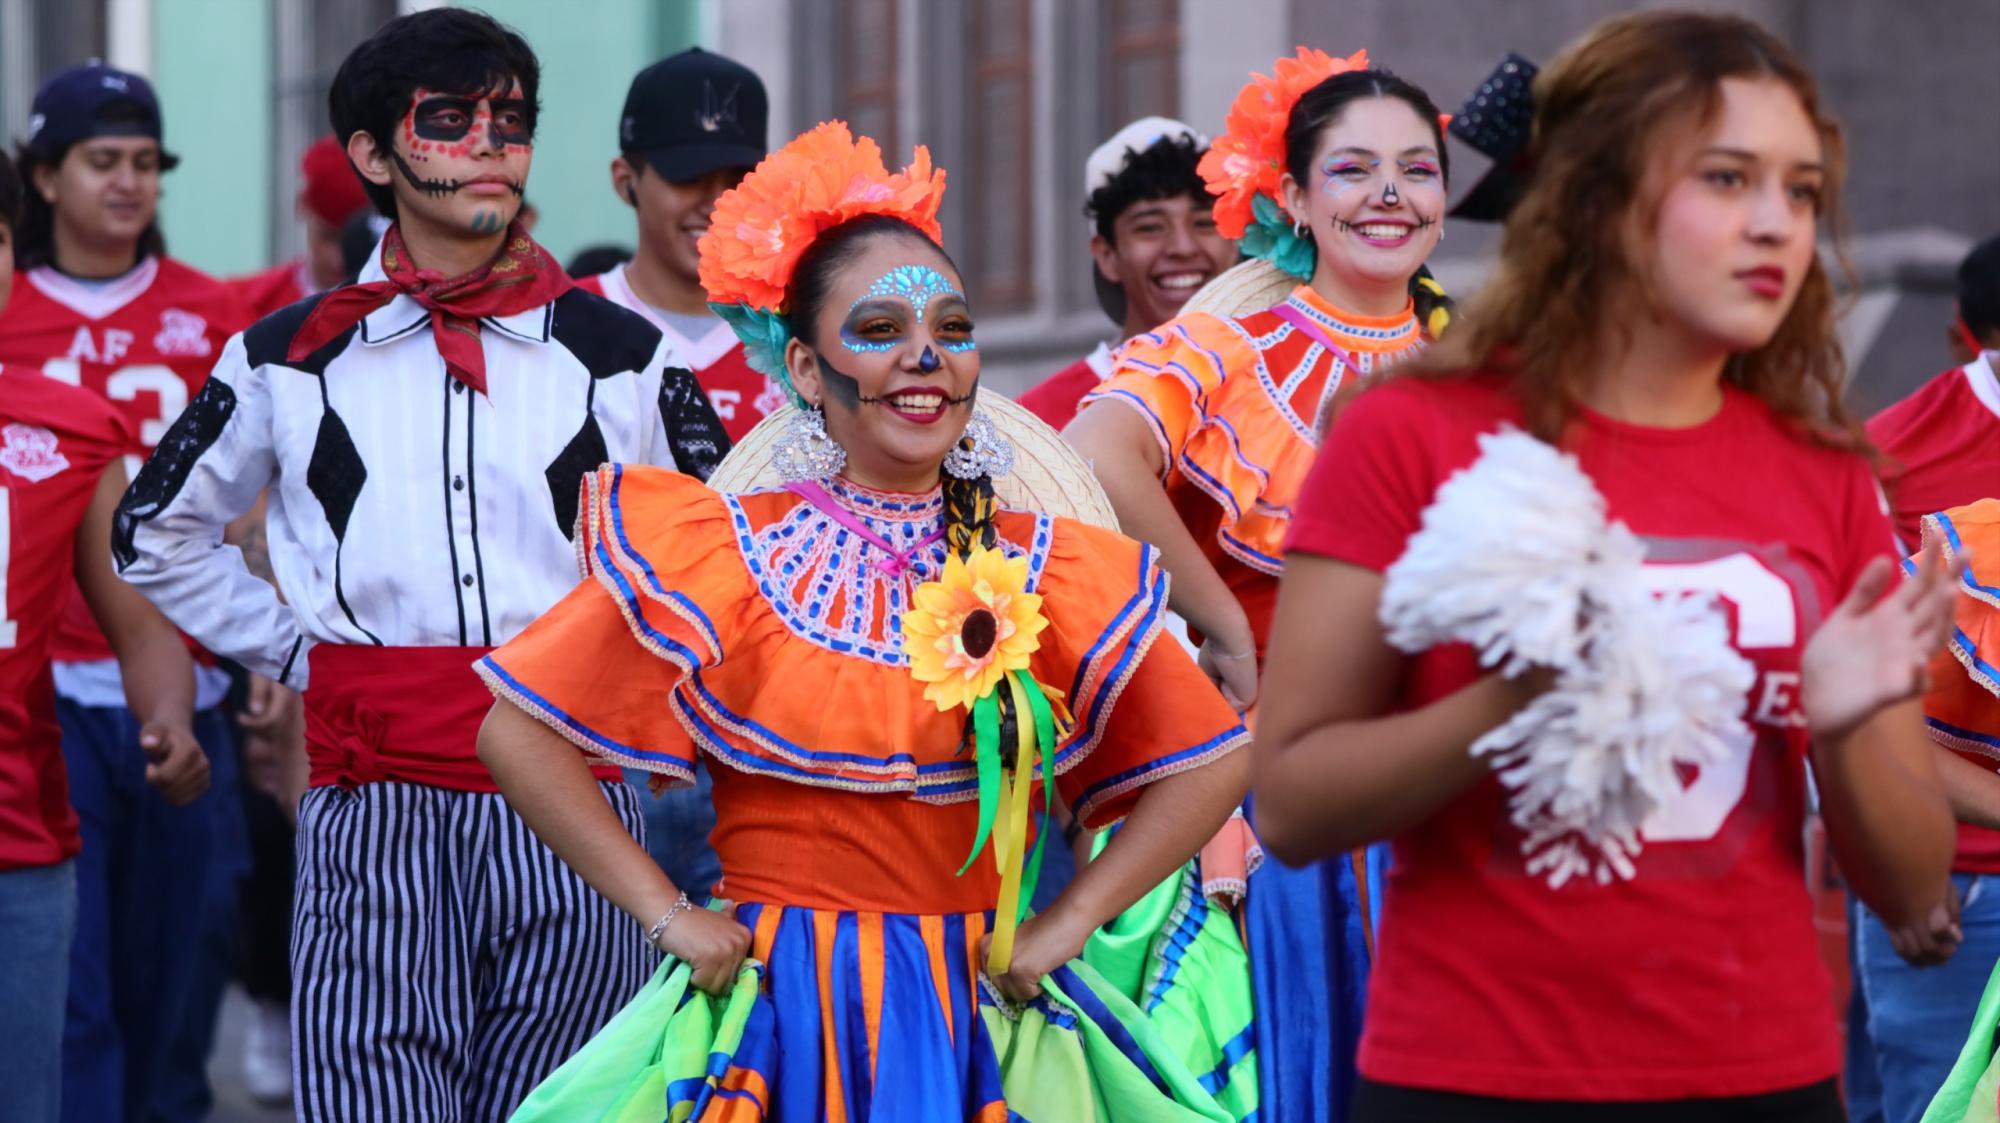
[[579, 264, 784, 441], [228, 257, 311, 320], [1288, 373, 1893, 1101], [1867, 357, 2000, 873], [0, 366, 132, 869], [0, 257, 247, 663], [1019, 344, 1114, 431]]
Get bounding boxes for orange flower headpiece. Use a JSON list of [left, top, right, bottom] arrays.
[[699, 121, 947, 315], [699, 122, 947, 397], [1198, 47, 1371, 239]]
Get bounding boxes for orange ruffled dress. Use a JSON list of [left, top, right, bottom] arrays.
[[1918, 499, 2000, 767], [478, 466, 1249, 1120], [1081, 284, 1427, 657], [1908, 500, 2000, 1123]]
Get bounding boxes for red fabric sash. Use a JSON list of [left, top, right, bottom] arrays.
[[304, 644, 619, 791], [286, 221, 572, 395]]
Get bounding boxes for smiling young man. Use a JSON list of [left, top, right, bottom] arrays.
[[111, 11, 729, 1119], [578, 48, 778, 442], [1018, 118, 1234, 429], [0, 61, 250, 1123]]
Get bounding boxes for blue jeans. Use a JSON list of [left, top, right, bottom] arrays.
[[0, 860, 79, 1123], [57, 700, 234, 1123], [1848, 872, 2000, 1123], [628, 760, 721, 899]]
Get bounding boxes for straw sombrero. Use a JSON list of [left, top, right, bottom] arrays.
[[1182, 256, 1296, 319], [708, 391, 1121, 531]]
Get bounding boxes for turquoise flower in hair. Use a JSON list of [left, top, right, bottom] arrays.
[[1240, 194, 1318, 281], [710, 301, 806, 408]]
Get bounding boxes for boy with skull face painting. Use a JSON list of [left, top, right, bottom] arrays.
[[112, 10, 731, 1119]]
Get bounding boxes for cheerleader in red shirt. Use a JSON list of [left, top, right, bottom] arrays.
[[1253, 11, 1960, 1120]]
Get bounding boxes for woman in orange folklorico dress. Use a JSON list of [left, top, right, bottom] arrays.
[[1063, 48, 1454, 1121], [470, 122, 1252, 1122]]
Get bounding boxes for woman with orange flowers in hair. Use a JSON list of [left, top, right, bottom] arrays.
[[1255, 11, 1960, 1121], [470, 121, 1252, 1121], [1065, 47, 1453, 1122]]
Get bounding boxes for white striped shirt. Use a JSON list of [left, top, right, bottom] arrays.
[[113, 254, 730, 688]]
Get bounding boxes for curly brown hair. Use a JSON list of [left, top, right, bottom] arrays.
[[1413, 10, 1860, 448]]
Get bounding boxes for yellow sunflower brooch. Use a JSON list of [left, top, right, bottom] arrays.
[[900, 543, 1070, 974]]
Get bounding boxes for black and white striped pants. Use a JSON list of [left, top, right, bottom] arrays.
[[290, 781, 653, 1122]]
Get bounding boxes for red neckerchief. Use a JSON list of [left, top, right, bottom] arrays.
[[286, 220, 572, 395]]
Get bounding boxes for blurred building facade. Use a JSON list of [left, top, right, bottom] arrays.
[[717, 0, 2000, 402], [3, 0, 1995, 403]]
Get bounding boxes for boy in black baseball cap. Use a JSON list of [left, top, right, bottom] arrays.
[[573, 47, 770, 929], [581, 48, 782, 443]]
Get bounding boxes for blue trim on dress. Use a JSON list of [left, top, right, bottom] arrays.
[[478, 655, 693, 774]]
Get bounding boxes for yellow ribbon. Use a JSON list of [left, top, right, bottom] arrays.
[[985, 672, 1038, 975]]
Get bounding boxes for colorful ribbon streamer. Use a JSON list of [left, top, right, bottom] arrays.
[[956, 669, 1059, 976]]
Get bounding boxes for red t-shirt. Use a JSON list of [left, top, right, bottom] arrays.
[[0, 257, 247, 663], [578, 265, 784, 441], [0, 367, 132, 869], [1867, 357, 2000, 873], [1288, 372, 1893, 1101], [228, 257, 311, 320], [1019, 343, 1114, 431]]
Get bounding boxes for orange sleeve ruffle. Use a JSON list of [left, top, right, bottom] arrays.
[[1084, 312, 1317, 575], [1919, 501, 2000, 769], [1036, 519, 1249, 829], [476, 566, 701, 785]]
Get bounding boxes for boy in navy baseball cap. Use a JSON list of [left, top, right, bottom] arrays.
[[1, 58, 251, 1123], [13, 61, 181, 272]]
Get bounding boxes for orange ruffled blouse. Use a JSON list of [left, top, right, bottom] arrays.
[[1917, 500, 2000, 768], [1082, 284, 1427, 655], [478, 467, 1248, 915]]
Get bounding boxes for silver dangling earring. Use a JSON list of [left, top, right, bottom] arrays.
[[1436, 223, 1445, 243], [1291, 217, 1308, 239], [773, 402, 847, 482], [942, 408, 1014, 481]]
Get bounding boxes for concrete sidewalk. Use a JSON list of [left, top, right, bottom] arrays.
[[208, 987, 291, 1123]]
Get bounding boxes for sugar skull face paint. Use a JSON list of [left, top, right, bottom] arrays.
[[790, 237, 983, 488], [847, 266, 960, 321], [840, 265, 978, 355], [402, 85, 534, 156], [1281, 96, 1448, 302], [383, 80, 535, 241], [1319, 155, 1440, 214]]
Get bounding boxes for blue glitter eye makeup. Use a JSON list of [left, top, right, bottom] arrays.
[[848, 265, 961, 322], [841, 264, 974, 356], [840, 327, 899, 354]]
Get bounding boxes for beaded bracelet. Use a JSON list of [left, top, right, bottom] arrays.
[[646, 891, 692, 948]]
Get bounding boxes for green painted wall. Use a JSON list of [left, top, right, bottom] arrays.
[[151, 0, 271, 278], [459, 1, 702, 266]]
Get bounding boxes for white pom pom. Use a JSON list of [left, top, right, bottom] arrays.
[[1380, 428, 1755, 888], [1382, 430, 1637, 675]]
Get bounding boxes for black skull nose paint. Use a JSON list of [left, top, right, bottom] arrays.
[[1382, 181, 1400, 206]]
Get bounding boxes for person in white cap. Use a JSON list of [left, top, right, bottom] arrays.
[[1018, 118, 1234, 429]]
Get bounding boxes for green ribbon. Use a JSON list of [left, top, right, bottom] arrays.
[[958, 690, 1003, 876], [1013, 669, 1058, 918], [955, 671, 1063, 908]]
